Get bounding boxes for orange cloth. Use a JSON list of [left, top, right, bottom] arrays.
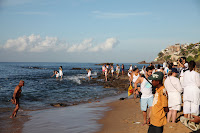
[[150, 86, 168, 127]]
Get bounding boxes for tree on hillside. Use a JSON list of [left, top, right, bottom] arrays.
[[158, 52, 164, 57], [180, 48, 187, 56], [187, 43, 195, 50], [192, 49, 198, 55], [187, 56, 194, 62], [164, 55, 171, 61]]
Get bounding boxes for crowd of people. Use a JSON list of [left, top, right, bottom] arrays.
[[98, 60, 200, 132], [128, 57, 200, 133]]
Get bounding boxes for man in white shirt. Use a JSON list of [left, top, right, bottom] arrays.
[[134, 67, 153, 125]]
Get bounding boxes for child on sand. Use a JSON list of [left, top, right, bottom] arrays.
[[147, 72, 168, 133]]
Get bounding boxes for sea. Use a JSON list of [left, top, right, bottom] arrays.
[[0, 62, 148, 133]]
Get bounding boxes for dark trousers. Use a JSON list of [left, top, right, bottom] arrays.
[[148, 124, 163, 133]]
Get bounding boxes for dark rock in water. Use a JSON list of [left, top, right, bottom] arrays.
[[22, 66, 46, 69], [138, 61, 149, 64], [95, 63, 114, 66], [50, 103, 68, 107], [71, 68, 82, 70]]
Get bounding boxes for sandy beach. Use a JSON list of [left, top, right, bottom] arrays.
[[96, 98, 192, 133]]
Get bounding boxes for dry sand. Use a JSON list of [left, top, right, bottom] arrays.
[[96, 98, 192, 133]]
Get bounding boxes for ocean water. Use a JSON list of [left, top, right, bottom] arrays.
[[0, 62, 147, 111]]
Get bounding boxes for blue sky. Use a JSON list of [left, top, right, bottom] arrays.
[[0, 0, 199, 63]]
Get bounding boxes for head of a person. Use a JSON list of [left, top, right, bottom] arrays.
[[148, 72, 164, 88], [146, 67, 153, 77], [117, 64, 119, 66], [169, 63, 173, 69], [157, 64, 161, 69], [181, 57, 186, 64], [150, 65, 155, 70], [133, 68, 139, 73], [168, 68, 179, 77], [189, 60, 196, 71], [19, 80, 24, 87]]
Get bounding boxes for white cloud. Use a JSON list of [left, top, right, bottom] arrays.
[[2, 34, 119, 53], [67, 39, 93, 52], [92, 11, 151, 19], [3, 34, 68, 52], [89, 38, 119, 52]]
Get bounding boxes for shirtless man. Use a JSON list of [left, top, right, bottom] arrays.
[[10, 80, 25, 118]]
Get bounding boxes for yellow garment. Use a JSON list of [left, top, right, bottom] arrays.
[[150, 86, 168, 127], [128, 85, 133, 96]]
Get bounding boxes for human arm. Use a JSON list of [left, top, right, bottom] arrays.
[[195, 72, 200, 88], [130, 73, 133, 85], [12, 86, 20, 104], [176, 78, 183, 93], [161, 89, 169, 112], [134, 77, 142, 95], [190, 115, 200, 123], [51, 73, 55, 77]]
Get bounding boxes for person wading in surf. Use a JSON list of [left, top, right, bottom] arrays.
[[10, 80, 25, 118]]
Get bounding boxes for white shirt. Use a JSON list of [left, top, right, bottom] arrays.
[[140, 78, 153, 98], [164, 76, 183, 93], [163, 62, 167, 68], [183, 70, 200, 104], [184, 63, 188, 69]]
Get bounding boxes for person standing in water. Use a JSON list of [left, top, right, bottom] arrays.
[[59, 66, 63, 79], [51, 71, 59, 79], [10, 80, 25, 118], [87, 68, 92, 81]]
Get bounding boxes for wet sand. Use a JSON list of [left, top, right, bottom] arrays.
[[0, 109, 30, 133], [96, 98, 192, 133]]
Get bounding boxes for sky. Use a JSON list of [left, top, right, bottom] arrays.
[[0, 0, 200, 63]]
